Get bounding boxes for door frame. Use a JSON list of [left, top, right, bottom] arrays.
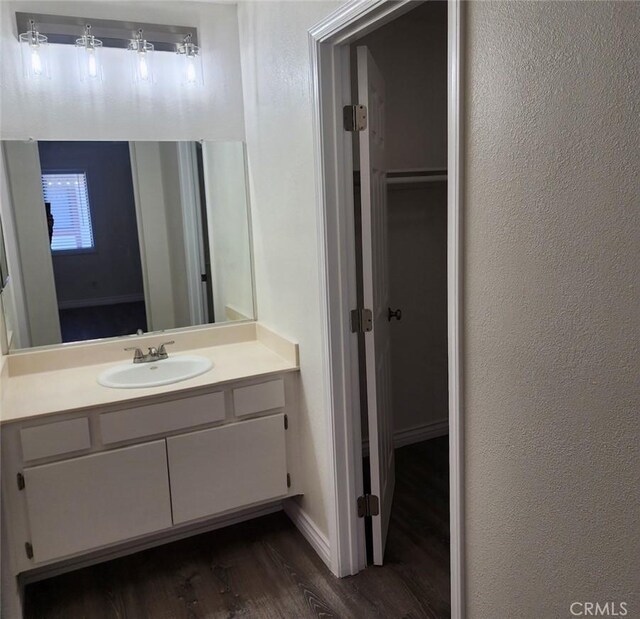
[[309, 1, 465, 616]]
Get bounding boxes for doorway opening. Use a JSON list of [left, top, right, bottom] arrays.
[[309, 0, 463, 615], [38, 141, 147, 343], [351, 0, 449, 569]]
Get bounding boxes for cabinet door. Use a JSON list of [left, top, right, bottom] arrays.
[[24, 441, 172, 563], [167, 414, 288, 524]]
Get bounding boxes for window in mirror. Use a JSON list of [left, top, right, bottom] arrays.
[[41, 172, 95, 252]]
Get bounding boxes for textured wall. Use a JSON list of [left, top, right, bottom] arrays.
[[0, 1, 244, 141], [237, 0, 341, 539], [464, 2, 640, 617]]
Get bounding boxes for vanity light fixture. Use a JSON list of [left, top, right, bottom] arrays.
[[177, 34, 203, 87], [75, 24, 103, 82], [19, 19, 50, 80], [16, 13, 199, 86], [128, 29, 154, 84]]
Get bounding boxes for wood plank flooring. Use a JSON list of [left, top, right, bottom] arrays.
[[24, 437, 450, 619]]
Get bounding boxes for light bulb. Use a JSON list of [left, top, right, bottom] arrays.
[[177, 34, 202, 86], [76, 25, 102, 82], [30, 46, 42, 75], [128, 31, 154, 84], [138, 54, 149, 81], [87, 50, 97, 79], [186, 57, 197, 84], [20, 21, 49, 79]]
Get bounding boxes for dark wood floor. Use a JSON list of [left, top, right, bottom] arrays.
[[24, 437, 450, 619]]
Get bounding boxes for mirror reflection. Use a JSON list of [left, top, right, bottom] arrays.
[[0, 140, 255, 350]]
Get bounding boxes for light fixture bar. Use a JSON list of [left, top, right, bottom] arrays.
[[15, 12, 198, 52]]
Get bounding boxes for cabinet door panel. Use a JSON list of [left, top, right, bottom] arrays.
[[24, 441, 172, 563], [167, 414, 287, 524]]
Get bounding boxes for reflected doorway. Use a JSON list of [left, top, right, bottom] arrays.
[[39, 141, 147, 343]]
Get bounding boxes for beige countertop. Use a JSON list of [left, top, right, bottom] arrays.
[[0, 323, 298, 425]]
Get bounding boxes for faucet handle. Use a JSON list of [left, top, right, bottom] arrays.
[[124, 347, 145, 363], [158, 341, 175, 357]]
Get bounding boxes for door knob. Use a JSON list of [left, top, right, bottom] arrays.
[[388, 307, 402, 322]]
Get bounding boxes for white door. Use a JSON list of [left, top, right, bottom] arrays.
[[23, 441, 172, 563], [357, 45, 395, 565]]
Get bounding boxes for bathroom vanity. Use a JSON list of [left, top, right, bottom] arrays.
[[0, 322, 300, 612]]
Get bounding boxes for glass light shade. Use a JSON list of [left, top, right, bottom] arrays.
[[177, 40, 203, 87], [75, 31, 103, 82], [19, 30, 50, 80], [128, 36, 154, 84]]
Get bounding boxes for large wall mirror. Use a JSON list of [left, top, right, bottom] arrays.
[[0, 140, 255, 350]]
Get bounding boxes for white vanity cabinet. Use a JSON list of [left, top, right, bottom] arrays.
[[1, 373, 298, 589]]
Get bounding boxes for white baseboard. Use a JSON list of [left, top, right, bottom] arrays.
[[58, 293, 144, 310], [394, 418, 449, 448], [283, 499, 332, 571], [362, 418, 449, 457]]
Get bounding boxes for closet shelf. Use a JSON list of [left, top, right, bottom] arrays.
[[353, 169, 447, 186], [386, 169, 447, 185]]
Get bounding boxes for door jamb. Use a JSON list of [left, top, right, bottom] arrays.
[[309, 1, 464, 616]]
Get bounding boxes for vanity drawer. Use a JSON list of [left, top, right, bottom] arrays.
[[20, 418, 91, 462], [100, 391, 226, 444], [232, 379, 285, 417]]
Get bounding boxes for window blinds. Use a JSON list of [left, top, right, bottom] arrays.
[[41, 172, 95, 252]]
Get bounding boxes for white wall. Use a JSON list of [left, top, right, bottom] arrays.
[[0, 147, 28, 349], [2, 141, 61, 347], [129, 141, 177, 331], [464, 2, 640, 616], [0, 1, 244, 141], [386, 183, 448, 434], [237, 0, 341, 538], [158, 142, 191, 328], [351, 0, 448, 171], [202, 141, 254, 322]]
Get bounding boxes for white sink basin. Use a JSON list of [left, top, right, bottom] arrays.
[[98, 355, 213, 389]]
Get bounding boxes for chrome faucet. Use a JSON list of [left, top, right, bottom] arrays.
[[124, 341, 175, 364]]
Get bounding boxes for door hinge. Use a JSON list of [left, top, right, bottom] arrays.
[[284, 414, 288, 430], [25, 542, 33, 559], [350, 308, 373, 333], [343, 105, 367, 132], [17, 473, 25, 491], [287, 473, 291, 488], [357, 494, 380, 518], [200, 273, 208, 283]]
